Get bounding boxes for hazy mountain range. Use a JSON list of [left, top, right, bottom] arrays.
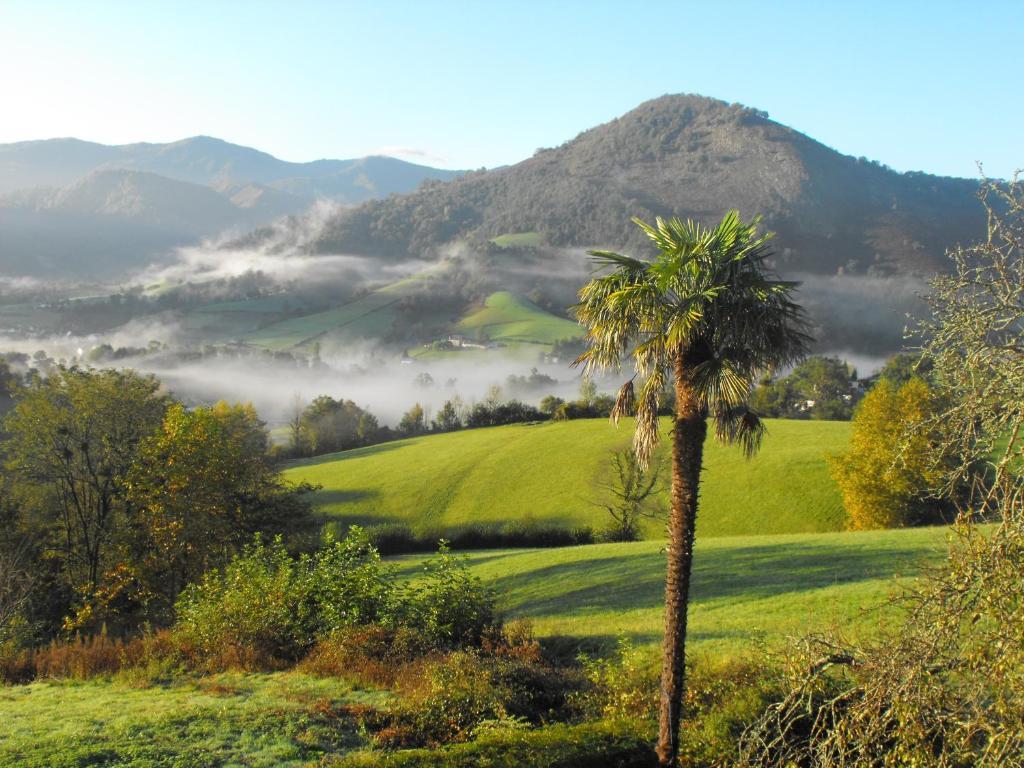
[[0, 137, 463, 277], [0, 94, 988, 299]]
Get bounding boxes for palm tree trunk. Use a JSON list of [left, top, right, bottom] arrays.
[[656, 351, 708, 766]]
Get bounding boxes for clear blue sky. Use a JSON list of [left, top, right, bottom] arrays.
[[1, 0, 1020, 178]]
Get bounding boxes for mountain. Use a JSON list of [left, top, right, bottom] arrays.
[[0, 136, 463, 203], [308, 94, 983, 278], [0, 170, 266, 277], [0, 137, 464, 278]]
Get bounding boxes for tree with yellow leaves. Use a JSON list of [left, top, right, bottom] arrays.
[[829, 377, 945, 529]]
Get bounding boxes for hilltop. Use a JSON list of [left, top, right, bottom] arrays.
[[310, 94, 982, 277]]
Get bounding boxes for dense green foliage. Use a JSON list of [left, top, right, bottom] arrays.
[[292, 395, 381, 456], [175, 530, 497, 665], [0, 367, 314, 638], [751, 355, 860, 420], [286, 418, 850, 538]]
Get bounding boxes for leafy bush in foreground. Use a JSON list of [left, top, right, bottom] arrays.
[[174, 530, 499, 667]]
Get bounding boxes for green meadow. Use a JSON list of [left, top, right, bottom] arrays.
[[0, 672, 386, 767], [286, 417, 851, 538], [456, 291, 583, 347], [393, 526, 954, 657]]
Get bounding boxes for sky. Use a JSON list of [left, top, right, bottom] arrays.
[[1, 1, 1021, 179]]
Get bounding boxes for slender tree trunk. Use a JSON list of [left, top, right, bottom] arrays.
[[656, 351, 708, 766]]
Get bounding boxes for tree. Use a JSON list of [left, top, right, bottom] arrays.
[[399, 403, 426, 435], [575, 211, 809, 765], [0, 357, 18, 416], [2, 368, 168, 615], [738, 176, 1024, 768], [300, 396, 376, 454], [829, 377, 946, 529], [538, 395, 565, 415], [287, 393, 308, 456], [432, 399, 462, 431], [876, 352, 932, 388], [751, 356, 858, 419], [126, 402, 315, 622], [785, 356, 857, 420], [578, 377, 598, 406], [0, 540, 34, 643], [595, 449, 663, 541]]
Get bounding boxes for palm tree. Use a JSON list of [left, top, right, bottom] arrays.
[[574, 211, 809, 766]]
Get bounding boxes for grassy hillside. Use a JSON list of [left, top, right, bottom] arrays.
[[286, 418, 851, 538], [394, 526, 955, 657], [0, 672, 385, 767], [236, 275, 445, 351], [491, 231, 543, 248], [456, 291, 583, 347]]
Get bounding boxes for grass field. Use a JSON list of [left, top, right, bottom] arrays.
[[456, 291, 583, 347], [286, 418, 851, 538], [490, 231, 544, 248], [0, 672, 386, 767], [393, 526, 953, 657]]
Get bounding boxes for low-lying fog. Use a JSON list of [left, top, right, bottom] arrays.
[[0, 217, 929, 428]]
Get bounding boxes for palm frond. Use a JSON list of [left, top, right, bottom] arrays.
[[631, 369, 666, 469], [610, 379, 635, 426], [714, 405, 766, 458]]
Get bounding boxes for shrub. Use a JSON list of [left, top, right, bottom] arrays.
[[575, 637, 659, 720], [332, 719, 657, 767], [400, 543, 497, 650], [299, 625, 434, 688], [363, 522, 594, 555], [306, 530, 395, 633], [173, 530, 499, 668], [387, 648, 581, 747], [173, 536, 308, 668]]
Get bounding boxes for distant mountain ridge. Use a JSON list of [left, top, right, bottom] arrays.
[[0, 137, 464, 277], [307, 94, 983, 277], [0, 136, 463, 201]]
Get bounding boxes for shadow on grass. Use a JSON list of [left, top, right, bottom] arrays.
[[288, 440, 410, 469], [490, 541, 936, 618], [312, 489, 379, 507]]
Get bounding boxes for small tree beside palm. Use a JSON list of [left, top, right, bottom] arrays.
[[575, 211, 808, 765]]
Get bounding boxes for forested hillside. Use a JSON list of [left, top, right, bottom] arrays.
[[308, 94, 981, 277]]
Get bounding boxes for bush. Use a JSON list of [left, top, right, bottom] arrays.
[[575, 638, 659, 720], [400, 543, 497, 650], [332, 719, 657, 767], [307, 531, 394, 632], [173, 536, 309, 667], [363, 522, 594, 555], [299, 625, 435, 688], [173, 530, 500, 668], [385, 648, 581, 747]]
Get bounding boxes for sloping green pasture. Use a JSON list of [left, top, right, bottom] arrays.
[[286, 418, 851, 538]]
